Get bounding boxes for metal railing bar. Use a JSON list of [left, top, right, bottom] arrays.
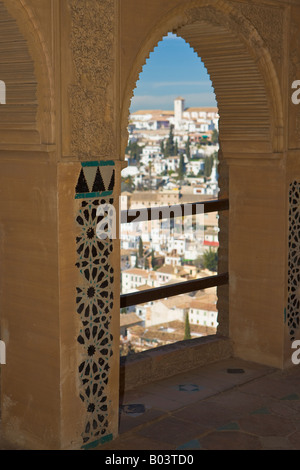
[[120, 272, 229, 309], [120, 198, 229, 224]]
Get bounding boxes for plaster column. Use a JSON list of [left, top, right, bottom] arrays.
[[228, 154, 287, 368]]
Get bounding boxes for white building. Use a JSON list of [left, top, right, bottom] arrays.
[[166, 236, 186, 255], [144, 295, 190, 327], [189, 298, 218, 328], [121, 268, 150, 294], [130, 100, 219, 136], [186, 160, 204, 176], [142, 144, 161, 157], [166, 155, 180, 173], [153, 157, 167, 175], [164, 251, 182, 266]]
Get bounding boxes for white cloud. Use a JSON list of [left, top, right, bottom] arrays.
[[151, 80, 213, 89]]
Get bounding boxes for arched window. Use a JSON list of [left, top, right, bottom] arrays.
[[120, 33, 227, 357]]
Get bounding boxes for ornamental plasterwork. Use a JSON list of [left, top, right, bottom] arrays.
[[68, 0, 116, 159]]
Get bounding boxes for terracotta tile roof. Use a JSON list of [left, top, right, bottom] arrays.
[[122, 268, 149, 277], [156, 265, 176, 275], [120, 313, 142, 328], [136, 284, 153, 291], [189, 299, 217, 312]]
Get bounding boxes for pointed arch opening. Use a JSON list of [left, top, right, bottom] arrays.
[[119, 0, 284, 378], [120, 32, 223, 358]]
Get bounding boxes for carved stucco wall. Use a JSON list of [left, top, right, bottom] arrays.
[[68, 0, 117, 160], [65, 0, 120, 447], [289, 7, 300, 149], [120, 0, 284, 157], [231, 1, 283, 69]]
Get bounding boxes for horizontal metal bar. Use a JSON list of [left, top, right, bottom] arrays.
[[120, 272, 229, 309], [121, 198, 229, 224]]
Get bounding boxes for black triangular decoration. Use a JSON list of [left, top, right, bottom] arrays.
[[108, 170, 115, 191], [92, 167, 106, 193], [76, 169, 89, 194]]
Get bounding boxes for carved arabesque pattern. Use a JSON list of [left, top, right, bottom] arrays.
[[69, 0, 116, 159], [232, 1, 283, 67]]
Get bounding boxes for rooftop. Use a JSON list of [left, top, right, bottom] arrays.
[[120, 313, 142, 328], [189, 299, 218, 312], [123, 268, 149, 277], [184, 107, 219, 113]]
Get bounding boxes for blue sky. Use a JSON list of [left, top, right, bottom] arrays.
[[130, 33, 217, 112]]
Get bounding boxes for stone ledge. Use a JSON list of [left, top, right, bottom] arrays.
[[120, 335, 233, 392]]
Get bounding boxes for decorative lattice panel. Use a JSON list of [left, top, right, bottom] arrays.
[[75, 161, 115, 448], [288, 182, 300, 342]]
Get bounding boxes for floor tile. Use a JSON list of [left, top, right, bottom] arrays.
[[173, 400, 238, 429], [2, 357, 299, 450], [135, 416, 207, 446], [200, 431, 262, 450], [260, 436, 294, 450], [238, 414, 296, 437], [119, 408, 165, 434]]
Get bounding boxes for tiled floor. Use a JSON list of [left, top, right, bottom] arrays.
[[99, 358, 300, 451], [1, 357, 299, 450]]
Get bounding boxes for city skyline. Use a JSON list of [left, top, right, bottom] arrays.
[[130, 32, 217, 113]]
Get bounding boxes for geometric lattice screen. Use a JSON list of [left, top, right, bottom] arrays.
[[288, 181, 300, 342], [75, 161, 115, 448]]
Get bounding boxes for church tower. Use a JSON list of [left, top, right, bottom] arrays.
[[174, 96, 185, 126]]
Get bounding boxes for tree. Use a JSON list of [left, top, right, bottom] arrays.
[[203, 249, 218, 272], [175, 140, 179, 156], [211, 129, 219, 145], [177, 155, 186, 181], [126, 140, 144, 163], [194, 255, 204, 269], [204, 155, 214, 178], [151, 249, 155, 269], [184, 312, 192, 340], [138, 237, 144, 259], [164, 125, 176, 157], [121, 175, 135, 193], [185, 136, 191, 160]]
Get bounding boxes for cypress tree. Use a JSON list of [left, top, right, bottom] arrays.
[[178, 155, 186, 181], [151, 249, 155, 269], [185, 136, 191, 160], [184, 312, 192, 340], [138, 237, 144, 259], [164, 125, 176, 157]]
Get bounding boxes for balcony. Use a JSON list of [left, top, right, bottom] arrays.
[[120, 197, 228, 368], [106, 192, 300, 451], [1, 355, 299, 450]]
